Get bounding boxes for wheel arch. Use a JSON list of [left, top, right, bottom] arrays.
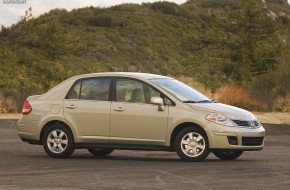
[[40, 120, 75, 145], [170, 122, 208, 150]]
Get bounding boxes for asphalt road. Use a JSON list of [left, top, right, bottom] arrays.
[[0, 120, 290, 190]]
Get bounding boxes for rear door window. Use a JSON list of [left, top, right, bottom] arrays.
[[66, 80, 81, 99], [66, 78, 111, 101], [80, 78, 110, 101]]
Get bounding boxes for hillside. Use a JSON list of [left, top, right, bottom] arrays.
[[0, 0, 290, 112]]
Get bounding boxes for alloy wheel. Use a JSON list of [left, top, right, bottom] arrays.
[[47, 129, 68, 154], [180, 132, 206, 158]]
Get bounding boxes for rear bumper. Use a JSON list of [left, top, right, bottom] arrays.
[[18, 130, 41, 144], [20, 137, 41, 145], [17, 119, 41, 144]]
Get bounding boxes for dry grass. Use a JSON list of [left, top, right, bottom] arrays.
[[212, 85, 266, 111], [0, 114, 21, 119], [0, 92, 16, 114], [254, 112, 290, 125], [274, 93, 290, 112]]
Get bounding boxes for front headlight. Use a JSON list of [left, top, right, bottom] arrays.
[[205, 113, 238, 127]]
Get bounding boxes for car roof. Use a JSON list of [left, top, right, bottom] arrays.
[[73, 72, 171, 80]]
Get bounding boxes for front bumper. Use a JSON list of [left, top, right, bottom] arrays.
[[207, 122, 265, 150]]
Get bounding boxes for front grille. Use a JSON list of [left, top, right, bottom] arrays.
[[242, 137, 264, 146], [233, 120, 260, 128]]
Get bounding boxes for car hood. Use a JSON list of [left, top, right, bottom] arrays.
[[188, 103, 257, 121]]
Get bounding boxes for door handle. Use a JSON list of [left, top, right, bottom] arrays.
[[66, 105, 77, 109], [113, 107, 125, 112]]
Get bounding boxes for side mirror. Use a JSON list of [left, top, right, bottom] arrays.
[[151, 97, 164, 111]]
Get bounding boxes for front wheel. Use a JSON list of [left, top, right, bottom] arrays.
[[213, 150, 243, 160], [43, 123, 75, 158], [87, 148, 114, 156], [175, 127, 209, 162]]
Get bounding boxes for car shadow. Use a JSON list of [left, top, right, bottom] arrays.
[[67, 154, 257, 163], [26, 152, 259, 163]]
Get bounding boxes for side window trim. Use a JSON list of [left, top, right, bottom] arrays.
[[110, 77, 117, 102], [78, 79, 83, 100]]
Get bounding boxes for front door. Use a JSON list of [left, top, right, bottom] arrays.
[[110, 78, 168, 145]]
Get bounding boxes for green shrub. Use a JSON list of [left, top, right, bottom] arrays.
[[88, 14, 113, 27], [150, 2, 180, 16], [251, 61, 290, 111], [110, 4, 138, 12]]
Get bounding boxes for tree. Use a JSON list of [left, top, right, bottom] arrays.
[[211, 0, 285, 85], [21, 7, 33, 21]]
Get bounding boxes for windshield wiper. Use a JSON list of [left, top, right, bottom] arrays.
[[182, 100, 197, 103], [183, 100, 213, 103], [196, 100, 212, 103]]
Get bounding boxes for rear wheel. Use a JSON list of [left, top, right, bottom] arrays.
[[175, 127, 209, 162], [43, 123, 75, 158], [87, 148, 114, 156], [213, 150, 243, 160]]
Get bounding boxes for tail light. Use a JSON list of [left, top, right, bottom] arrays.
[[22, 100, 32, 115]]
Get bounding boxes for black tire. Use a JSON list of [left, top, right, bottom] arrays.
[[87, 148, 114, 157], [175, 127, 209, 162], [213, 150, 243, 160], [42, 123, 75, 158]]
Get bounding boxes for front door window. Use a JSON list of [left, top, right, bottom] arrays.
[[116, 78, 161, 104]]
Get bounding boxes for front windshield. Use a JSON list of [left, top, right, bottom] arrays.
[[152, 78, 211, 103]]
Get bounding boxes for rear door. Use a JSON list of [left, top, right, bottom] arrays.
[[63, 77, 111, 143]]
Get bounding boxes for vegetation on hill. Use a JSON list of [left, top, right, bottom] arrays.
[[0, 0, 289, 112]]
